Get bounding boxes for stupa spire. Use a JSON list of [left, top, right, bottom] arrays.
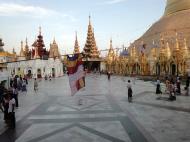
[[175, 32, 180, 51], [83, 16, 98, 58], [49, 38, 60, 58], [20, 41, 25, 57], [0, 38, 4, 52], [166, 42, 171, 59], [73, 32, 80, 54], [24, 37, 29, 55], [108, 38, 115, 57]]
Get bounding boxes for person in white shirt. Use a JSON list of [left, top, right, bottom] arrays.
[[156, 77, 162, 94], [8, 94, 16, 128]]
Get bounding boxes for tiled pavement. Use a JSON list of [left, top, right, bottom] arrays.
[[0, 74, 190, 142]]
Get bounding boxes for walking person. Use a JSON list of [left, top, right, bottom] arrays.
[[0, 83, 5, 112], [3, 94, 9, 124], [22, 79, 27, 92], [13, 87, 19, 108], [127, 80, 133, 102], [107, 71, 111, 81], [165, 77, 170, 93], [8, 93, 16, 128], [176, 77, 181, 95], [34, 78, 38, 92], [185, 76, 190, 96], [156, 77, 162, 95], [168, 80, 176, 101]]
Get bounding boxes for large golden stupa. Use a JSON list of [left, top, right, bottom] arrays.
[[106, 0, 190, 76], [135, 0, 190, 50]]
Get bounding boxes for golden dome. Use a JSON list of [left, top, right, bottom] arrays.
[[132, 0, 190, 53], [165, 0, 190, 16]]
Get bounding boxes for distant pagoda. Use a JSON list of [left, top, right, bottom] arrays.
[[49, 38, 60, 59], [32, 27, 49, 59], [83, 16, 99, 58], [24, 38, 31, 60], [0, 38, 4, 52], [73, 32, 80, 54], [19, 41, 25, 57]]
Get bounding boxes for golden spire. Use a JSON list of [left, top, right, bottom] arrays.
[[159, 34, 165, 55], [24, 37, 29, 54], [53, 37, 56, 44], [110, 38, 113, 49], [73, 31, 80, 54], [108, 38, 114, 55], [83, 16, 99, 58], [49, 38, 60, 58], [20, 41, 25, 57], [83, 16, 94, 57], [182, 38, 189, 58], [39, 26, 42, 35], [183, 38, 188, 50], [12, 48, 16, 54], [0, 38, 4, 52], [132, 45, 136, 57], [107, 39, 115, 61], [89, 14, 91, 25], [175, 32, 180, 51], [166, 41, 171, 59]]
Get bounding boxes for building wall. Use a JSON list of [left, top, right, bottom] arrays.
[[7, 58, 64, 78]]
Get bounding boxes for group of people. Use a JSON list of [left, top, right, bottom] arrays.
[[0, 75, 29, 129], [0, 84, 16, 128], [156, 76, 190, 101], [10, 75, 28, 92]]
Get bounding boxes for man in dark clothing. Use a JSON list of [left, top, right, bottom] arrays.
[[185, 76, 190, 96], [0, 84, 4, 112]]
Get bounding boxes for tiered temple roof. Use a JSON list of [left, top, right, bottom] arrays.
[[32, 27, 49, 59], [83, 16, 99, 58]]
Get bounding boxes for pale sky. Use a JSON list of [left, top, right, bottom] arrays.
[[0, 0, 166, 54]]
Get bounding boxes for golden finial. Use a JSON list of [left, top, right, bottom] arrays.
[[25, 37, 28, 45], [184, 38, 188, 50], [21, 40, 23, 46], [89, 14, 91, 25], [75, 31, 78, 40], [39, 26, 42, 35], [53, 37, 56, 44]]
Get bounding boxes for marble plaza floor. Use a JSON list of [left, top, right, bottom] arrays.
[[0, 74, 190, 142]]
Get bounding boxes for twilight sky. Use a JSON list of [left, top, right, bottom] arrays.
[[0, 0, 166, 54]]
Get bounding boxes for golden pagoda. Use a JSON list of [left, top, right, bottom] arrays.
[[106, 39, 115, 72], [0, 38, 4, 52], [49, 38, 60, 59], [73, 32, 80, 54], [107, 38, 115, 62], [83, 16, 99, 58], [109, 0, 190, 76], [24, 38, 31, 60]]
